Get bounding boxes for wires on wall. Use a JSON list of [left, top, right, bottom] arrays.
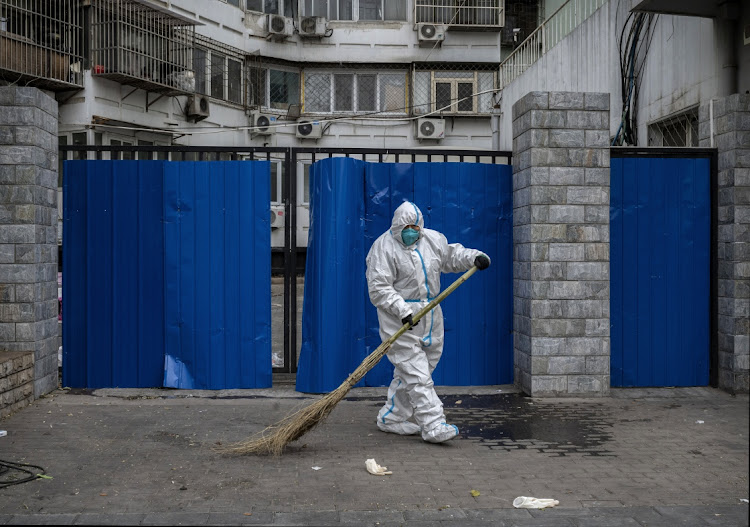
[[612, 7, 657, 146]]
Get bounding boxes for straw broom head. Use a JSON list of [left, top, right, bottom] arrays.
[[216, 266, 478, 457]]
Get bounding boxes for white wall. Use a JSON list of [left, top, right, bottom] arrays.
[[497, 0, 743, 150]]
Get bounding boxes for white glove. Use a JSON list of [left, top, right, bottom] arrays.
[[513, 496, 559, 509], [365, 458, 392, 476]]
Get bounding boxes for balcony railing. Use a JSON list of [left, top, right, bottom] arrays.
[[91, 0, 199, 96], [499, 0, 606, 88], [0, 0, 85, 89], [415, 0, 505, 29]]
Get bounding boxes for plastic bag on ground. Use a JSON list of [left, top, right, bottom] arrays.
[[513, 496, 560, 509], [365, 459, 392, 476]]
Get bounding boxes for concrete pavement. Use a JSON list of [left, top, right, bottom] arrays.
[[0, 383, 747, 526]]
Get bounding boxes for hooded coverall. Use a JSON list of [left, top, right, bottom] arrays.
[[365, 201, 488, 443]]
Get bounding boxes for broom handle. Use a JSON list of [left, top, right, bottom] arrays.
[[344, 265, 479, 388]]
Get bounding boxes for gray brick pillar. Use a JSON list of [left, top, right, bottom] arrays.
[[700, 94, 750, 394], [512, 91, 611, 397], [0, 87, 59, 398]]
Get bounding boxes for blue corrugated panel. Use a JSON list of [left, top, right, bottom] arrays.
[[163, 162, 272, 389], [63, 161, 165, 388], [297, 158, 513, 393], [296, 158, 368, 394], [610, 157, 710, 387]]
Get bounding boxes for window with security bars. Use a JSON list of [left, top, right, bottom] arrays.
[[0, 0, 85, 89], [302, 0, 406, 20], [648, 110, 699, 148], [193, 36, 244, 105], [413, 68, 495, 115], [246, 0, 294, 16], [247, 66, 301, 110], [415, 0, 504, 27], [91, 0, 196, 94], [303, 71, 407, 114]]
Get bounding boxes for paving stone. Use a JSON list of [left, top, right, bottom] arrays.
[[74, 513, 146, 525], [273, 511, 340, 525], [5, 514, 77, 525]]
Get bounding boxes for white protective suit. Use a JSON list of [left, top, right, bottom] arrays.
[[366, 201, 488, 443]]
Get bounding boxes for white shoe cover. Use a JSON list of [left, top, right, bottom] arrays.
[[377, 421, 421, 435], [422, 422, 459, 443]]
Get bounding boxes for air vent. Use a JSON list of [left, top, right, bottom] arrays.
[[416, 23, 445, 47], [186, 95, 210, 122], [267, 14, 293, 40], [251, 110, 277, 136], [296, 119, 323, 139], [416, 118, 445, 140]]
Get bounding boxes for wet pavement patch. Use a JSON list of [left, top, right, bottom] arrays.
[[441, 394, 615, 456]]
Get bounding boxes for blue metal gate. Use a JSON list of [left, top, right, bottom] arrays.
[[296, 158, 513, 393], [63, 160, 272, 389], [610, 151, 715, 387]]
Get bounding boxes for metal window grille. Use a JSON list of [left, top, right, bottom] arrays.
[[246, 56, 300, 111], [0, 0, 84, 89], [302, 0, 406, 21], [303, 67, 408, 114], [193, 34, 245, 105], [648, 109, 700, 148], [413, 63, 496, 116], [246, 0, 294, 16], [91, 0, 197, 95], [414, 0, 504, 28]]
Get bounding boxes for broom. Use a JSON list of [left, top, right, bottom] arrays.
[[218, 265, 479, 456]]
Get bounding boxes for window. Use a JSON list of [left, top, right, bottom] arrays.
[[648, 110, 699, 147], [270, 161, 285, 204], [223, 0, 243, 7], [195, 47, 244, 105], [246, 0, 294, 16], [269, 70, 300, 110], [413, 69, 495, 115], [302, 0, 405, 20], [303, 71, 406, 114]]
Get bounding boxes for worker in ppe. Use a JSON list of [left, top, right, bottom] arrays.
[[365, 201, 491, 443]]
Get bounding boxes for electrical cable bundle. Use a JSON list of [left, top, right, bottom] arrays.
[[612, 6, 657, 146], [0, 459, 48, 488]]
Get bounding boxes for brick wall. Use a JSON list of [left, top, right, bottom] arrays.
[[512, 91, 611, 397], [0, 87, 59, 398], [700, 94, 750, 393]]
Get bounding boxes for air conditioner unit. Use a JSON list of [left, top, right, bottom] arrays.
[[267, 14, 293, 40], [270, 205, 285, 229], [416, 118, 445, 140], [186, 95, 210, 122], [296, 119, 323, 139], [416, 23, 445, 47], [299, 16, 327, 37], [251, 110, 277, 136]]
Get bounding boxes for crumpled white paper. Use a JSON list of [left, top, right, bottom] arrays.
[[365, 458, 392, 476], [513, 496, 560, 509]]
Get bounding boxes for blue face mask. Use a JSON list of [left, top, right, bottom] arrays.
[[401, 227, 420, 246]]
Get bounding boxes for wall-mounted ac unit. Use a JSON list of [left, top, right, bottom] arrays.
[[186, 95, 210, 122], [270, 205, 285, 229], [416, 118, 445, 140], [251, 110, 277, 136], [416, 23, 445, 47], [299, 16, 327, 37], [296, 119, 323, 139], [267, 14, 293, 40]]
